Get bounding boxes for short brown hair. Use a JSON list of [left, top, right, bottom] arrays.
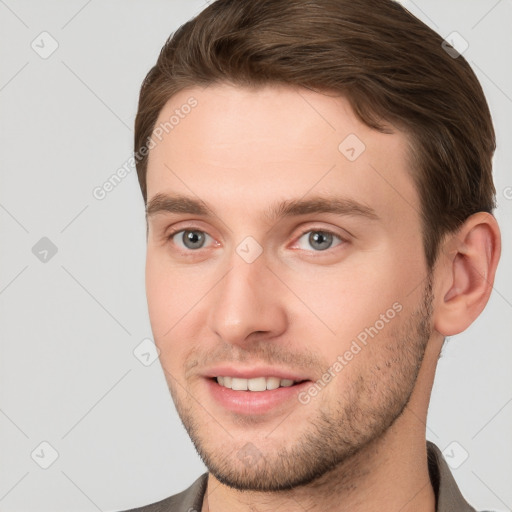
[[134, 0, 496, 269]]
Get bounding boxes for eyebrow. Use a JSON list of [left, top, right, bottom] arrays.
[[146, 193, 379, 223]]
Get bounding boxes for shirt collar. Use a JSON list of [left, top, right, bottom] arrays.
[[427, 440, 477, 512]]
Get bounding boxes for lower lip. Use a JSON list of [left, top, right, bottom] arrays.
[[205, 378, 312, 415]]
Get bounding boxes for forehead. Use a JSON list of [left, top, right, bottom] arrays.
[[145, 83, 419, 227]]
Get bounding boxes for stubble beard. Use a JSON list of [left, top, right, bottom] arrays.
[[166, 276, 434, 493]]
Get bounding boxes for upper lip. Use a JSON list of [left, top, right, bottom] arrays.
[[203, 365, 311, 382]]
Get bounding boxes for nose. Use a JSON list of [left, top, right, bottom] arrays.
[[207, 250, 288, 347]]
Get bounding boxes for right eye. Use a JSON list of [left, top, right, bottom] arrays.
[[168, 229, 215, 251]]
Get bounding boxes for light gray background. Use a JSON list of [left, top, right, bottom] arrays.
[[0, 1, 511, 511]]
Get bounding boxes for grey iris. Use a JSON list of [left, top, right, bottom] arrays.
[[309, 231, 333, 250], [182, 230, 205, 249]]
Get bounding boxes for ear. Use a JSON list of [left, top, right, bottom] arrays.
[[433, 212, 501, 336]]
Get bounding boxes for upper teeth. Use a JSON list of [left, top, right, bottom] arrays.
[[216, 376, 298, 391]]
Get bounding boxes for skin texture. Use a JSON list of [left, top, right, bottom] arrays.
[[144, 83, 500, 512]]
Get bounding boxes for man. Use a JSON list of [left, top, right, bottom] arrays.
[[124, 0, 501, 510]]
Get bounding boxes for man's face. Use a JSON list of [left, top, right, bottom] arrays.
[[145, 83, 434, 491]]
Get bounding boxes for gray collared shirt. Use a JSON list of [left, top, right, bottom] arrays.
[[123, 441, 486, 511]]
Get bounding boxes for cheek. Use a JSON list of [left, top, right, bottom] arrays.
[[145, 251, 195, 342], [145, 251, 172, 335], [287, 251, 415, 347], [145, 249, 215, 373]]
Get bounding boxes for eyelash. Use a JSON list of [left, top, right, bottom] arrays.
[[165, 226, 347, 254]]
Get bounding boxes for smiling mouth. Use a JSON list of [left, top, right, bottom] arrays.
[[210, 376, 308, 391]]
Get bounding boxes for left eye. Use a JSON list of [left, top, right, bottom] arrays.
[[170, 229, 213, 250], [295, 230, 344, 251]]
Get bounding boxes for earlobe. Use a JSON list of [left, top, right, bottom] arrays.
[[433, 212, 501, 337]]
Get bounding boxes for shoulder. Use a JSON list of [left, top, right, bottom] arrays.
[[427, 441, 495, 512], [118, 472, 208, 512]]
